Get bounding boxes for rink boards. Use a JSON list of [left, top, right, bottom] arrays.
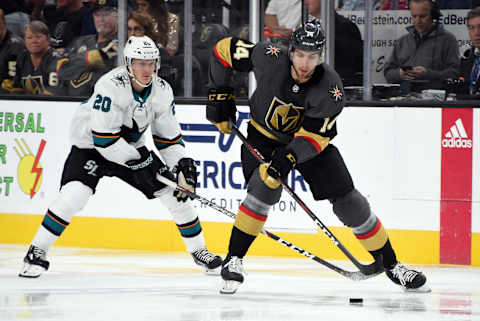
[[0, 100, 478, 266]]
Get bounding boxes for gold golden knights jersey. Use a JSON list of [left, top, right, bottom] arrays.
[[70, 66, 186, 168], [209, 37, 345, 164]]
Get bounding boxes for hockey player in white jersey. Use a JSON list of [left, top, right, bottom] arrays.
[[19, 36, 222, 278]]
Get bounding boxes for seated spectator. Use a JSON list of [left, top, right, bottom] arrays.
[[127, 10, 159, 44], [264, 0, 301, 43], [56, 0, 118, 97], [136, 0, 180, 56], [0, 9, 26, 93], [383, 0, 459, 91], [0, 1, 31, 37], [379, 0, 408, 10], [458, 7, 480, 96], [44, 0, 96, 50], [306, 0, 364, 85], [9, 20, 60, 95]]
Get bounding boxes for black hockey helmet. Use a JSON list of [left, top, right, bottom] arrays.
[[290, 20, 326, 52]]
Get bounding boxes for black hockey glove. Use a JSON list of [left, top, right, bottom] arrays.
[[267, 147, 297, 180], [173, 158, 197, 202], [206, 87, 236, 134], [126, 147, 166, 193]]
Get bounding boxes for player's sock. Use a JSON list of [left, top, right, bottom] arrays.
[[19, 209, 70, 278]]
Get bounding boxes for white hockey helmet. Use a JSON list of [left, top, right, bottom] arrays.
[[124, 36, 160, 87]]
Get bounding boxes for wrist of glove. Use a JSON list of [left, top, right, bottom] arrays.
[[266, 147, 297, 180], [173, 157, 197, 202], [126, 148, 166, 193], [206, 87, 237, 134]]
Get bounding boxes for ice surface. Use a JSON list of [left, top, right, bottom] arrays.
[[1, 245, 478, 321]]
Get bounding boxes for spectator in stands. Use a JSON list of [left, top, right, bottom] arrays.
[[0, 0, 45, 36], [264, 0, 302, 42], [379, 0, 409, 10], [10, 20, 60, 95], [44, 0, 96, 50], [458, 7, 480, 96], [136, 0, 180, 56], [306, 0, 364, 86], [127, 10, 159, 44], [0, 9, 26, 93], [383, 0, 459, 90], [56, 0, 118, 96]]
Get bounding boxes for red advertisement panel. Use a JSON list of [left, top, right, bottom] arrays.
[[440, 108, 473, 265]]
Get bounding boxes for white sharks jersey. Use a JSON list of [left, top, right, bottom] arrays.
[[70, 65, 186, 168]]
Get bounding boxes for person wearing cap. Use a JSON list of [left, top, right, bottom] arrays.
[[56, 0, 118, 96]]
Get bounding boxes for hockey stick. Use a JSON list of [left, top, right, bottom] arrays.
[[229, 123, 383, 276], [156, 173, 378, 281]]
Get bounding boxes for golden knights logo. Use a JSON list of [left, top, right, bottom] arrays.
[[265, 97, 305, 134], [265, 45, 281, 58], [328, 85, 343, 102], [23, 76, 45, 94]]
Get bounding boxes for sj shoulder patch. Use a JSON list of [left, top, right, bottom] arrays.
[[328, 85, 343, 102], [265, 45, 281, 58]]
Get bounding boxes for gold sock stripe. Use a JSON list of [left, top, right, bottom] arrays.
[[355, 220, 389, 251], [234, 206, 267, 236]]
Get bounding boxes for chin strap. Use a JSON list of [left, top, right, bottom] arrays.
[[126, 65, 154, 88]]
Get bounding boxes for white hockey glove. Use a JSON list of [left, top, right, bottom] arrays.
[[173, 158, 197, 202]]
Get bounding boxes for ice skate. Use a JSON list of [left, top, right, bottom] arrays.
[[191, 247, 222, 275], [386, 262, 431, 293], [19, 245, 50, 278], [220, 256, 245, 294]]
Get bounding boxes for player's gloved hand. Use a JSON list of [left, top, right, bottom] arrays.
[[126, 147, 165, 191], [173, 157, 197, 202], [266, 147, 297, 180], [206, 87, 236, 134]]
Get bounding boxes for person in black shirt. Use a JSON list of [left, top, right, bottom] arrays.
[[44, 0, 96, 50], [0, 9, 26, 93], [10, 20, 60, 95], [306, 0, 363, 86], [458, 7, 480, 97]]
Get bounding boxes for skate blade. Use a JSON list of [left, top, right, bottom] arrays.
[[203, 266, 221, 276], [220, 280, 241, 294], [403, 284, 431, 293], [18, 263, 45, 278]]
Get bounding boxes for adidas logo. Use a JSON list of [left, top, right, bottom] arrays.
[[441, 118, 472, 149]]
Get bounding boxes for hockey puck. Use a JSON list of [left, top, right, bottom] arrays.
[[349, 298, 363, 304]]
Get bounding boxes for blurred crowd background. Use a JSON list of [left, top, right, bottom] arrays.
[[0, 0, 479, 101]]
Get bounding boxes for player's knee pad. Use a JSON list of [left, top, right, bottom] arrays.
[[247, 167, 282, 206], [49, 181, 93, 222], [329, 188, 370, 228]]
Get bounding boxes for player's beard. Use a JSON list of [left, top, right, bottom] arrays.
[[291, 64, 314, 83]]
